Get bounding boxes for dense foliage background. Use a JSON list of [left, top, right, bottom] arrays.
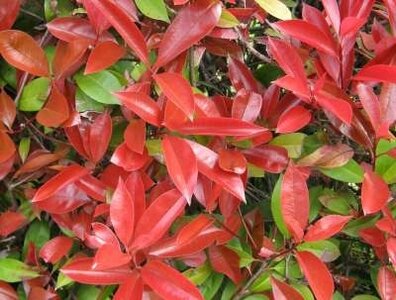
[[1, 0, 396, 299]]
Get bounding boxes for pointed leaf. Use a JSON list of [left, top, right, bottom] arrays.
[[110, 142, 150, 172], [0, 0, 20, 31], [277, 106, 311, 133], [39, 236, 74, 264], [0, 90, 16, 130], [114, 272, 143, 300], [124, 119, 146, 154], [0, 258, 39, 283], [255, 0, 292, 20], [271, 277, 304, 300], [135, 0, 169, 23], [297, 144, 354, 169], [0, 131, 15, 163], [88, 112, 112, 163], [0, 211, 27, 237], [304, 215, 352, 242], [208, 245, 242, 284], [243, 145, 289, 173], [93, 244, 131, 270], [354, 65, 396, 83], [361, 169, 390, 215], [218, 149, 247, 175], [85, 41, 125, 75], [377, 266, 396, 300]]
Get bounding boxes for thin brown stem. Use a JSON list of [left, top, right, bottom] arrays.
[[235, 27, 271, 63]]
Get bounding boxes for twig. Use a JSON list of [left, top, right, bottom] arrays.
[[20, 8, 44, 22], [235, 27, 271, 63]]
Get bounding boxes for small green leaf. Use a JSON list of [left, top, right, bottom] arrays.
[[221, 280, 236, 300], [297, 240, 340, 263], [351, 296, 380, 300], [201, 273, 224, 300], [376, 138, 396, 156], [255, 0, 292, 20], [248, 163, 265, 178], [76, 285, 101, 300], [135, 0, 169, 23], [320, 159, 364, 183], [254, 64, 283, 87], [271, 175, 290, 238], [0, 258, 39, 282], [270, 133, 306, 158], [250, 270, 271, 292], [75, 88, 106, 113], [18, 137, 31, 163], [243, 295, 269, 300], [18, 77, 50, 111], [75, 70, 122, 105], [23, 220, 50, 257], [218, 9, 240, 28], [183, 263, 212, 285], [319, 188, 357, 215], [292, 283, 315, 300], [56, 272, 73, 290], [343, 216, 379, 237], [227, 239, 254, 267], [375, 154, 396, 184]]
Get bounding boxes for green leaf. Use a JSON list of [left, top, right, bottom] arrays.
[[221, 280, 236, 300], [292, 283, 315, 300], [75, 70, 122, 105], [351, 296, 380, 300], [56, 272, 73, 290], [243, 295, 269, 300], [375, 154, 396, 184], [255, 0, 292, 20], [376, 138, 396, 156], [0, 258, 39, 282], [75, 88, 106, 113], [135, 0, 169, 23], [44, 0, 74, 21], [254, 64, 283, 87], [201, 273, 224, 300], [343, 216, 379, 237], [218, 9, 240, 28], [319, 159, 364, 183], [297, 240, 340, 263], [23, 220, 50, 257], [18, 77, 50, 111], [227, 239, 254, 267], [333, 292, 346, 300], [18, 137, 31, 163], [76, 285, 101, 300], [309, 186, 322, 221], [183, 263, 212, 285], [248, 163, 265, 178], [270, 133, 306, 158], [271, 175, 290, 238], [250, 270, 271, 292], [319, 188, 358, 215]]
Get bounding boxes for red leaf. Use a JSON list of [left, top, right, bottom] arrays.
[[276, 105, 311, 133], [114, 272, 143, 300], [53, 40, 89, 79], [162, 135, 198, 203], [187, 140, 246, 202], [315, 91, 353, 124], [208, 245, 242, 284], [0, 211, 27, 237], [0, 30, 49, 77], [85, 41, 125, 74], [110, 142, 150, 172], [93, 244, 131, 270], [85, 222, 120, 249], [354, 64, 396, 83], [0, 0, 20, 31], [89, 0, 149, 64], [124, 119, 146, 155], [32, 165, 89, 202], [36, 85, 70, 128], [141, 260, 203, 300], [275, 20, 338, 56], [154, 73, 195, 120], [304, 215, 352, 242], [61, 257, 133, 285], [116, 91, 162, 126], [27, 287, 57, 300], [155, 0, 221, 68], [295, 251, 334, 300], [82, 0, 111, 34], [175, 117, 267, 137], [228, 57, 260, 92], [378, 266, 396, 300], [131, 189, 186, 250], [387, 237, 396, 268], [361, 169, 390, 215], [125, 172, 146, 225], [88, 112, 112, 164], [0, 89, 16, 131], [39, 236, 74, 264], [322, 0, 340, 34], [218, 149, 247, 175], [281, 163, 309, 241], [0, 153, 14, 181], [242, 145, 289, 173], [0, 281, 18, 300], [47, 17, 101, 42], [297, 144, 354, 169], [110, 179, 135, 247], [231, 89, 262, 123], [0, 131, 16, 163], [271, 277, 304, 300], [176, 214, 214, 245]]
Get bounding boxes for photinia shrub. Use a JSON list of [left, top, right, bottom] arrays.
[[1, 0, 396, 299]]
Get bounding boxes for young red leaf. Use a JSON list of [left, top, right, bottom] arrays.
[[242, 145, 289, 173], [154, 73, 195, 120], [46, 17, 100, 42], [61, 257, 133, 285], [322, 0, 340, 34], [228, 57, 260, 92], [0, 131, 15, 163], [295, 251, 334, 300], [131, 189, 186, 250], [53, 40, 89, 79], [89, 0, 149, 64], [387, 237, 396, 268], [85, 41, 125, 75], [361, 169, 390, 215], [231, 89, 262, 123], [0, 153, 14, 181], [275, 20, 338, 56], [155, 0, 222, 68], [110, 179, 135, 247], [162, 135, 198, 203], [32, 165, 89, 202], [27, 287, 57, 300], [116, 91, 162, 126], [315, 91, 353, 125], [0, 0, 20, 31], [93, 244, 131, 270], [0, 211, 27, 237], [281, 163, 309, 241], [125, 172, 146, 225], [304, 215, 352, 242], [276, 105, 311, 133], [208, 245, 242, 284], [354, 64, 396, 83], [377, 266, 396, 300], [271, 277, 304, 300], [175, 117, 268, 137], [141, 260, 203, 300], [124, 119, 146, 154], [39, 236, 74, 264], [85, 222, 121, 250], [82, 0, 111, 34], [0, 30, 49, 77], [0, 90, 16, 131], [114, 272, 143, 300], [297, 144, 354, 169], [176, 214, 214, 245], [88, 112, 112, 164], [187, 140, 246, 202], [0, 281, 18, 300], [218, 149, 247, 175], [110, 142, 150, 172], [36, 85, 70, 128]]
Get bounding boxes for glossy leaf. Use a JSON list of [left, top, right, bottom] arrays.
[[243, 145, 289, 173], [39, 236, 74, 264], [135, 0, 169, 23], [0, 0, 20, 31], [0, 90, 16, 131], [297, 144, 354, 169], [0, 211, 27, 237], [0, 281, 18, 300], [361, 169, 390, 215], [255, 0, 292, 20], [0, 30, 49, 76], [110, 142, 150, 172], [124, 119, 146, 154], [354, 65, 396, 83], [218, 149, 247, 175], [0, 258, 39, 283], [208, 245, 242, 284], [377, 266, 396, 300], [277, 106, 311, 134], [93, 244, 131, 270], [141, 260, 204, 300], [271, 277, 304, 300], [0, 131, 16, 163], [85, 41, 125, 75], [304, 215, 352, 242], [162, 135, 198, 203]]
